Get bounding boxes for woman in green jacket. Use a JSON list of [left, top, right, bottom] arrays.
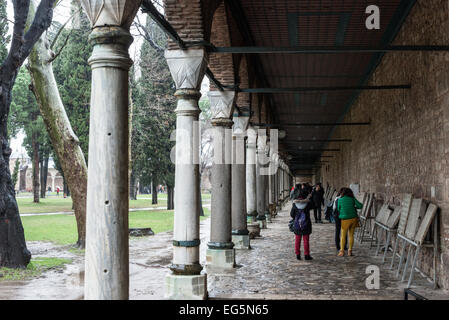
[[337, 188, 363, 256]]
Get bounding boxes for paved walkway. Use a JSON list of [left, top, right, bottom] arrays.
[[1, 201, 447, 300], [206, 201, 446, 300]]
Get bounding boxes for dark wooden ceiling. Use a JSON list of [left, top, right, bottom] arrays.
[[224, 0, 416, 174]]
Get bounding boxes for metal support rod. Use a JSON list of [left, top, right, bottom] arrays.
[[383, 231, 392, 263], [401, 243, 413, 282], [254, 122, 370, 127], [287, 149, 341, 152], [407, 246, 421, 288], [207, 45, 449, 54], [237, 85, 410, 93], [284, 139, 352, 143], [141, 0, 226, 92]]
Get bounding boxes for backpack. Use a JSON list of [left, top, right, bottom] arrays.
[[292, 209, 307, 235]]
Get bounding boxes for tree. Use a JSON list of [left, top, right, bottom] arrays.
[[0, 0, 9, 64], [10, 67, 51, 203], [0, 0, 57, 268], [198, 98, 212, 216], [132, 16, 176, 210], [52, 1, 91, 159], [28, 0, 88, 248], [11, 159, 20, 189]]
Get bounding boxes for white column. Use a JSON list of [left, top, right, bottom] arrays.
[[81, 0, 141, 300], [231, 112, 250, 249], [256, 131, 269, 229], [246, 126, 257, 222], [206, 90, 235, 270], [164, 49, 208, 299]]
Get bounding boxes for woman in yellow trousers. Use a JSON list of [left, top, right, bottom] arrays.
[[337, 188, 363, 256]]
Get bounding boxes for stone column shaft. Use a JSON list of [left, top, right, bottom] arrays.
[[231, 113, 250, 249], [81, 0, 141, 300], [246, 128, 257, 222], [256, 140, 268, 228], [163, 49, 208, 300], [84, 29, 134, 300], [206, 91, 235, 270], [209, 122, 233, 247]]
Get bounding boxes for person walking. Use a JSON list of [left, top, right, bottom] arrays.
[[337, 188, 363, 256], [333, 188, 347, 252], [290, 189, 313, 260], [311, 184, 324, 223]]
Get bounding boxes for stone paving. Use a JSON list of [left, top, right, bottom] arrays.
[[206, 201, 446, 300], [1, 201, 447, 300]]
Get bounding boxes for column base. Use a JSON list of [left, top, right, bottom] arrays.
[[232, 234, 251, 249], [206, 248, 235, 269], [256, 217, 267, 229], [164, 273, 207, 300], [247, 223, 261, 239], [266, 212, 272, 223], [247, 211, 257, 223]]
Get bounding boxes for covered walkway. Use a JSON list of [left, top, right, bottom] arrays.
[[73, 0, 449, 299], [207, 201, 442, 300]]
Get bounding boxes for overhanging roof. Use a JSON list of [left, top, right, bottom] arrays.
[[223, 0, 417, 174]]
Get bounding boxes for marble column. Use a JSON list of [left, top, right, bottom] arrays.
[[206, 91, 235, 270], [256, 133, 268, 229], [231, 112, 250, 249], [246, 126, 257, 223], [81, 0, 141, 300], [164, 49, 208, 299]]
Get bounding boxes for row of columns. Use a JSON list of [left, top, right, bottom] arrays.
[[80, 1, 294, 300]]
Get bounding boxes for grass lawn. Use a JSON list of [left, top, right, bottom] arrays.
[[21, 208, 211, 245], [0, 257, 72, 281], [17, 197, 167, 214], [17, 194, 211, 214]]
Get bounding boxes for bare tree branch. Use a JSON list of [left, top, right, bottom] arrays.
[[133, 15, 165, 54], [47, 28, 72, 63], [50, 5, 80, 50]]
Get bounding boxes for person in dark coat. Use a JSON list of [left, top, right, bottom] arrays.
[[311, 184, 324, 223], [290, 189, 313, 260]]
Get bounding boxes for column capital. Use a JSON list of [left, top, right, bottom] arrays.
[[165, 49, 208, 91], [232, 115, 249, 138], [209, 90, 235, 120], [246, 126, 257, 146], [81, 0, 141, 30], [87, 27, 134, 70]]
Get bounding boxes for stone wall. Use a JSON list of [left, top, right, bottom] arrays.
[[320, 0, 449, 289]]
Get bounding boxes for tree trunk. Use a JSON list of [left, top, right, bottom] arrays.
[[40, 156, 48, 198], [32, 133, 40, 203], [152, 180, 158, 204], [129, 170, 137, 200], [0, 138, 32, 268], [0, 0, 56, 268], [28, 27, 87, 248], [198, 189, 204, 216], [167, 185, 174, 210]]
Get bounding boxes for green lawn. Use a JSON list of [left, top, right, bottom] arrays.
[[17, 197, 167, 214], [21, 208, 211, 245], [0, 257, 72, 281], [17, 194, 210, 214]]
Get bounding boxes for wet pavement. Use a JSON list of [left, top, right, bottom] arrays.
[[206, 202, 443, 300], [1, 201, 447, 300]]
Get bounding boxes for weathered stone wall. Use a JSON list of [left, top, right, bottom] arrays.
[[320, 0, 449, 289]]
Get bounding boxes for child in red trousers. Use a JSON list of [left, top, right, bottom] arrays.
[[290, 189, 313, 260]]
